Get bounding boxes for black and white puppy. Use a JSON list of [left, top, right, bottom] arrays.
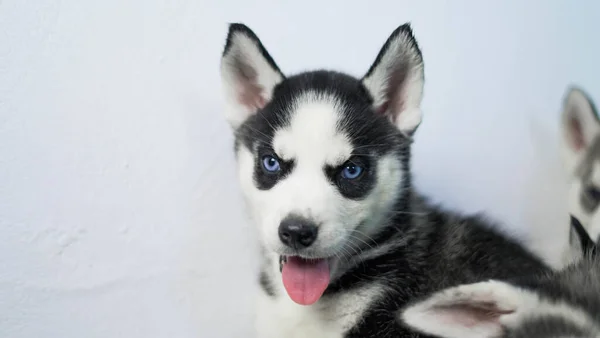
[[219, 23, 550, 337]]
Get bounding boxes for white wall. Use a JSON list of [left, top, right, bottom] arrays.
[[0, 1, 598, 337]]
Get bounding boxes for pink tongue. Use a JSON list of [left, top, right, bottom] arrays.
[[281, 257, 330, 305]]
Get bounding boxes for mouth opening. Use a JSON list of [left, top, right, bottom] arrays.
[[279, 255, 331, 306]]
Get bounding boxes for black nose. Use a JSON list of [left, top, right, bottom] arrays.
[[278, 216, 318, 249]]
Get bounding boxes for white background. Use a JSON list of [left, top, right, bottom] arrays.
[[1, 1, 599, 337]]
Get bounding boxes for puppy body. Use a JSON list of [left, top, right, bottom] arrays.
[[219, 23, 550, 337]]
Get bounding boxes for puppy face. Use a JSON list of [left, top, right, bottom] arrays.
[[220, 24, 424, 262]]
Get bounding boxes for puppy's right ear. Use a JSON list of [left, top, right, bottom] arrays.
[[220, 24, 285, 129], [561, 86, 600, 162]]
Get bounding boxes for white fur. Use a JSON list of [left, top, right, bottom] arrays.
[[402, 280, 528, 338], [274, 94, 352, 166], [522, 116, 571, 268], [220, 30, 283, 129], [401, 280, 600, 338], [237, 92, 404, 259], [256, 256, 385, 338]]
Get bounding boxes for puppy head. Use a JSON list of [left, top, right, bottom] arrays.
[[220, 23, 424, 264]]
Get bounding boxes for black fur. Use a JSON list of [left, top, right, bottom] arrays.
[[494, 216, 600, 338], [340, 197, 550, 337], [510, 217, 600, 320], [504, 316, 593, 338], [259, 270, 276, 297], [254, 146, 296, 190]]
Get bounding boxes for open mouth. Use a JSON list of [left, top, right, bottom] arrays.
[[279, 255, 331, 306]]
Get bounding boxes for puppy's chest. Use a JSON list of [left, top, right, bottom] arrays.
[[256, 283, 385, 338]]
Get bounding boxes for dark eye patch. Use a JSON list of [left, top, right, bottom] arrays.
[[580, 184, 600, 213], [325, 156, 376, 200], [253, 145, 295, 190]]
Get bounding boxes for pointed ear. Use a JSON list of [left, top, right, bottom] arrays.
[[561, 86, 600, 157], [220, 23, 285, 129], [362, 24, 425, 135], [400, 281, 535, 338]]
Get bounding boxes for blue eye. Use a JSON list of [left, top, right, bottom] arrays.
[[341, 164, 363, 179], [262, 155, 280, 173]]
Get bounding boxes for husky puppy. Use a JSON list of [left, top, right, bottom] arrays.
[[561, 87, 600, 256], [400, 215, 600, 338], [219, 23, 550, 337]]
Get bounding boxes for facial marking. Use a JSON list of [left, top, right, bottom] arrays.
[[233, 90, 405, 258], [273, 93, 352, 166]]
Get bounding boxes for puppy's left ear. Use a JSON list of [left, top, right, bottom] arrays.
[[362, 24, 425, 135], [400, 280, 535, 338]]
